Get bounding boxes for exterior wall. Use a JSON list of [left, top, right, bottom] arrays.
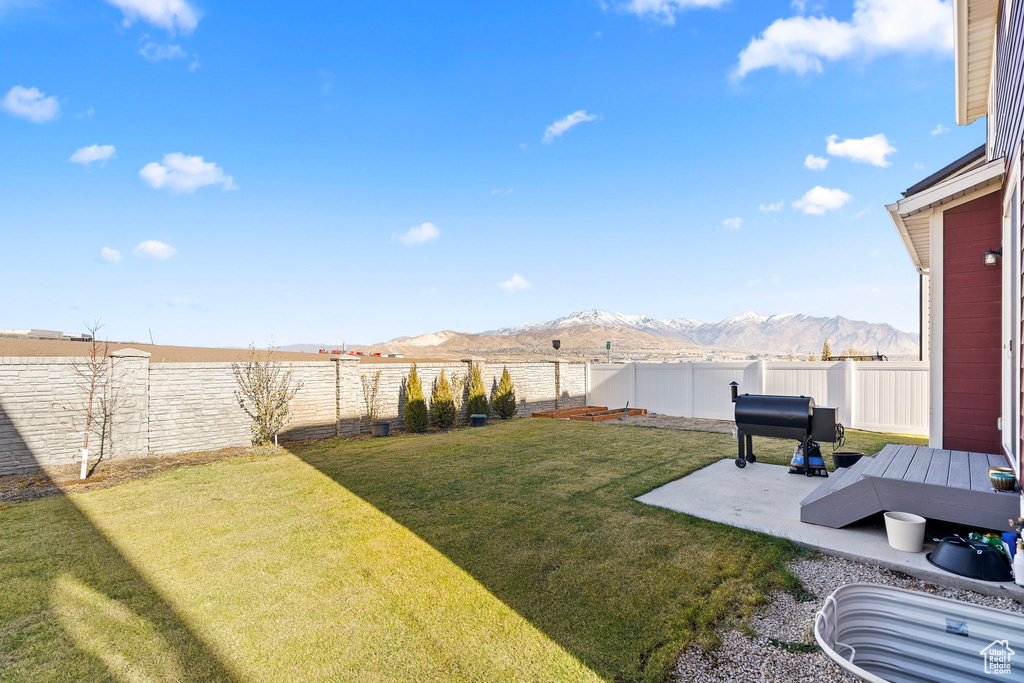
[[943, 192, 1003, 454], [993, 1, 1024, 163], [0, 355, 585, 475]]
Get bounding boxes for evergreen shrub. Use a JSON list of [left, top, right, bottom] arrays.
[[431, 369, 456, 428], [404, 364, 428, 433], [493, 366, 517, 419]]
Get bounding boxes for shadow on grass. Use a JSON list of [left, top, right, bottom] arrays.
[[0, 403, 237, 682], [291, 420, 811, 683]]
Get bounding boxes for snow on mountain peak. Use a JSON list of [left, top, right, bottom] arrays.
[[723, 311, 768, 324]]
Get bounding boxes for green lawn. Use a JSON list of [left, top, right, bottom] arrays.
[[0, 420, 925, 682]]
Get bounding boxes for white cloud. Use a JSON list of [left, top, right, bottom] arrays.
[[139, 153, 237, 193], [931, 123, 949, 136], [804, 154, 829, 170], [793, 186, 852, 215], [542, 110, 597, 144], [140, 41, 186, 62], [914, 161, 926, 170], [733, 0, 953, 79], [75, 106, 95, 120], [826, 133, 896, 167], [104, 0, 199, 34], [100, 247, 123, 263], [70, 144, 116, 166], [1, 86, 60, 123], [499, 273, 531, 292], [133, 240, 177, 260], [721, 217, 742, 231], [397, 222, 440, 246], [759, 200, 784, 212], [617, 0, 729, 25]]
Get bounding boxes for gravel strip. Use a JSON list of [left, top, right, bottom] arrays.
[[599, 413, 735, 433], [670, 554, 1024, 682]]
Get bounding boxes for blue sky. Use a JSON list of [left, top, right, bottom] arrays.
[[0, 0, 983, 346]]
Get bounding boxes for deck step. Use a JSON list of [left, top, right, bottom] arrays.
[[800, 455, 874, 507], [800, 455, 885, 528]]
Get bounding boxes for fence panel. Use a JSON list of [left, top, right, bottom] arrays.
[[587, 364, 635, 409], [852, 361, 930, 434], [764, 362, 830, 403], [634, 364, 692, 416], [587, 361, 929, 435], [692, 362, 752, 420]]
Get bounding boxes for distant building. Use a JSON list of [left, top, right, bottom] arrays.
[[0, 329, 93, 342]]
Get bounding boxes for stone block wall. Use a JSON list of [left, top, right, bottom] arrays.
[[149, 363, 251, 454], [0, 350, 151, 475], [0, 353, 586, 475]]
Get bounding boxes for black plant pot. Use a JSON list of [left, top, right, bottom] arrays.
[[471, 414, 488, 427], [370, 421, 390, 437], [832, 452, 864, 469]]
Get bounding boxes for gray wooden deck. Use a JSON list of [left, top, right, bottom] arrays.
[[801, 445, 1020, 530]]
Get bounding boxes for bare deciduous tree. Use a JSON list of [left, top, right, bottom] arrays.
[[51, 320, 124, 479], [232, 344, 303, 445], [361, 370, 384, 424]]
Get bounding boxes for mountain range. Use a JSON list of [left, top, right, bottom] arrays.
[[326, 309, 918, 359], [481, 309, 919, 356]]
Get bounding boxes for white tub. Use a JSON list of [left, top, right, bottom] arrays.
[[814, 583, 1024, 682]]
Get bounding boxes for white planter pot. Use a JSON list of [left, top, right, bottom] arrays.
[[884, 511, 927, 553]]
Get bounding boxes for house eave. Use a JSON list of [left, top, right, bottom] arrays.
[[889, 157, 1005, 271], [954, 0, 1000, 126]]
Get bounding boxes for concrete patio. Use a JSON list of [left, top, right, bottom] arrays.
[[638, 458, 1024, 601]]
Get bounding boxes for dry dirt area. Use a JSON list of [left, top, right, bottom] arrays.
[[0, 446, 285, 504], [598, 412, 735, 433], [0, 337, 442, 364]]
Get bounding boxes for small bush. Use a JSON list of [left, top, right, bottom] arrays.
[[404, 364, 428, 433], [431, 369, 456, 429], [466, 362, 490, 417], [493, 365, 517, 419]]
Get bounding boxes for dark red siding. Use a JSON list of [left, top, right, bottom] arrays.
[[944, 191, 1003, 454]]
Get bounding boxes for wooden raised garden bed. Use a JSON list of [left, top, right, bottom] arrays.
[[532, 406, 647, 422]]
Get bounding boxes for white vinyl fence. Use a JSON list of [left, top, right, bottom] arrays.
[[587, 360, 929, 435]]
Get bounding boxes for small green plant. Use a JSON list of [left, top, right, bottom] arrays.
[[466, 362, 490, 417], [492, 366, 517, 419], [821, 338, 832, 361], [404, 364, 428, 433], [431, 369, 456, 429]]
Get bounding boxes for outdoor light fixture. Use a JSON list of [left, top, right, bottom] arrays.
[[984, 248, 1002, 266], [729, 381, 739, 403], [552, 339, 560, 351]]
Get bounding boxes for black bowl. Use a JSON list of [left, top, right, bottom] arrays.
[[832, 452, 864, 469], [927, 536, 1012, 581]]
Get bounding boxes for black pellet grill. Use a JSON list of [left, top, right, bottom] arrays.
[[731, 387, 839, 476]]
